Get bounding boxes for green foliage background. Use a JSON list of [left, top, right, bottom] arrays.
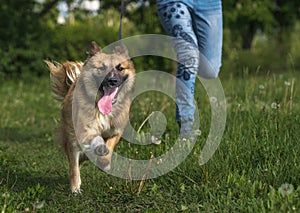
[[0, 0, 299, 81], [0, 1, 299, 212]]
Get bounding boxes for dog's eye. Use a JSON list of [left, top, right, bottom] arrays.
[[98, 64, 107, 71], [116, 64, 125, 72]]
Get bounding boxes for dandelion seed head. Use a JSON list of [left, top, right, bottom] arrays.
[[2, 192, 10, 198], [193, 129, 202, 136], [33, 200, 45, 209], [156, 158, 163, 165], [279, 183, 294, 196], [151, 135, 161, 145], [181, 137, 187, 142], [165, 133, 170, 140], [284, 81, 291, 86], [259, 84, 265, 90], [209, 96, 217, 104], [271, 102, 278, 109]]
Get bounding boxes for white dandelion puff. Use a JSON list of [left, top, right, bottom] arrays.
[[284, 81, 291, 86], [33, 200, 45, 209], [151, 135, 161, 145], [259, 84, 265, 90], [193, 129, 202, 136], [156, 158, 163, 165], [279, 183, 294, 196], [209, 96, 217, 104], [2, 193, 10, 198], [271, 102, 279, 109]]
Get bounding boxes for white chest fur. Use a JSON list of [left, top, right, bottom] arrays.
[[99, 115, 111, 132]]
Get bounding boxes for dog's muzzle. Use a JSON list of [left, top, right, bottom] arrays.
[[106, 76, 120, 88]]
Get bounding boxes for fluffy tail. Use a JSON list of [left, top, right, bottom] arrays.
[[45, 60, 83, 101]]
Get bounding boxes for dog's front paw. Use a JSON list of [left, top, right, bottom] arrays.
[[90, 136, 109, 156], [94, 144, 109, 156]]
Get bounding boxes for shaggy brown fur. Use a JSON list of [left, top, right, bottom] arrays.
[[45, 41, 135, 193]]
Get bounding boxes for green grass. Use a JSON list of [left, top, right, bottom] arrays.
[[0, 72, 299, 212]]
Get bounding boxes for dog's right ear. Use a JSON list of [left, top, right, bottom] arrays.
[[88, 41, 101, 57]]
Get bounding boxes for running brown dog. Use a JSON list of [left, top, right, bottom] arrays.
[[45, 41, 135, 193]]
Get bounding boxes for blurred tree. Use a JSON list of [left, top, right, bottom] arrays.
[[273, 0, 300, 32], [224, 0, 300, 50], [0, 0, 54, 77], [272, 0, 300, 56], [1, 0, 299, 79], [100, 0, 169, 72], [223, 0, 276, 49], [100, 0, 162, 33], [39, 0, 60, 18]]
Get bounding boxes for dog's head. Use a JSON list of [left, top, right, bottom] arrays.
[[81, 41, 136, 115]]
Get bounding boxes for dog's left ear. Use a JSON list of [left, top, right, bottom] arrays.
[[113, 45, 129, 57], [88, 41, 102, 57]]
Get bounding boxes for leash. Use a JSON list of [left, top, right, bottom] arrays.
[[119, 0, 125, 46]]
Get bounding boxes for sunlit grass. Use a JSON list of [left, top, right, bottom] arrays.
[[0, 72, 299, 212]]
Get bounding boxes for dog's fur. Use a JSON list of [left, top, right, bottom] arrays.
[[45, 41, 135, 193]]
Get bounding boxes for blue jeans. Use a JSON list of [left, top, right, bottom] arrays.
[[157, 0, 223, 134]]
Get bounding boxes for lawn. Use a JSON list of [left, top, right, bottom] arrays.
[[0, 71, 299, 212]]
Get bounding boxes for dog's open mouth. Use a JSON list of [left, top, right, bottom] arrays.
[[97, 86, 119, 115]]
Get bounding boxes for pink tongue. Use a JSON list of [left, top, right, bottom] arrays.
[[97, 87, 118, 115]]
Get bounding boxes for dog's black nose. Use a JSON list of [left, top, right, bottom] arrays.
[[107, 76, 119, 87]]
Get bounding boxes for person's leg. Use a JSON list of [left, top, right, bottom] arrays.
[[192, 4, 223, 79], [157, 2, 199, 135]]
